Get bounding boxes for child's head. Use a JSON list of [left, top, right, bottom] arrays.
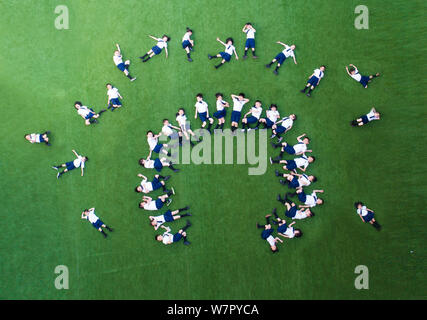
[[106, 83, 112, 90], [82, 156, 88, 162], [150, 219, 157, 227], [114, 50, 120, 56], [308, 156, 315, 163], [294, 229, 302, 238], [349, 67, 356, 74], [317, 198, 324, 205], [303, 137, 310, 144], [309, 175, 317, 183], [196, 93, 203, 101], [215, 92, 223, 100], [162, 35, 170, 42], [246, 22, 252, 27], [135, 186, 142, 193], [156, 234, 163, 241], [146, 130, 153, 137], [320, 65, 326, 71], [238, 93, 245, 99], [74, 101, 82, 109], [186, 27, 192, 34], [255, 100, 262, 107], [163, 119, 170, 125], [178, 108, 185, 115], [226, 37, 234, 45], [24, 134, 30, 141], [270, 104, 277, 111], [290, 44, 296, 50], [139, 158, 146, 166], [290, 114, 297, 120], [271, 245, 278, 253], [354, 202, 363, 209], [139, 201, 146, 208]]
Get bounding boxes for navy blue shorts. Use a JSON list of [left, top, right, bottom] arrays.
[[285, 206, 297, 218], [245, 38, 255, 49], [152, 45, 162, 55], [85, 112, 95, 120], [39, 134, 45, 143], [289, 176, 299, 188], [155, 198, 164, 210], [198, 112, 208, 123], [117, 63, 126, 72], [360, 75, 370, 87], [173, 232, 183, 242], [297, 192, 307, 203], [182, 40, 191, 49], [246, 116, 258, 124], [164, 210, 174, 222], [65, 161, 76, 171], [284, 144, 296, 155], [151, 177, 162, 190], [361, 115, 369, 124], [213, 109, 226, 119], [231, 111, 242, 123], [154, 158, 163, 172], [307, 75, 319, 87], [275, 125, 287, 134], [363, 212, 375, 222], [285, 160, 297, 170], [277, 223, 287, 234], [110, 98, 121, 106], [153, 143, 163, 153], [92, 219, 104, 229], [264, 118, 274, 128], [261, 228, 274, 240], [219, 52, 231, 62], [274, 52, 286, 65]]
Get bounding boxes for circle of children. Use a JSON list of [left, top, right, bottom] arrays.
[[25, 23, 382, 251]]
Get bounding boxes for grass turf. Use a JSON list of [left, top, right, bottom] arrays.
[[0, 0, 425, 299]]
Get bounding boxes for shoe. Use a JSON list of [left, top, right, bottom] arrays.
[[277, 194, 282, 202], [269, 157, 273, 164], [46, 143, 51, 146], [100, 109, 106, 113], [306, 93, 311, 97], [164, 175, 171, 181], [125, 60, 130, 65], [130, 77, 136, 82], [275, 170, 280, 177], [277, 137, 283, 143], [247, 128, 252, 132], [186, 213, 192, 217], [243, 55, 247, 60], [186, 220, 192, 227], [253, 127, 258, 130], [273, 70, 278, 75], [274, 156, 282, 161], [270, 134, 276, 139], [52, 166, 58, 170], [188, 58, 193, 62], [300, 90, 306, 93], [256, 223, 261, 228], [241, 129, 245, 132], [265, 64, 271, 68], [208, 54, 212, 60], [173, 168, 180, 173], [171, 187, 175, 195], [252, 55, 258, 59], [271, 142, 278, 148], [182, 206, 189, 211], [279, 179, 286, 185], [272, 208, 277, 215], [46, 131, 51, 134], [184, 241, 191, 245], [166, 199, 172, 206], [56, 172, 61, 179]]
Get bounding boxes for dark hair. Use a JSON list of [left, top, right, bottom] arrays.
[[310, 156, 315, 162], [255, 100, 262, 104], [186, 27, 192, 33], [155, 235, 160, 240], [226, 37, 234, 44], [246, 22, 252, 26], [179, 107, 185, 113], [310, 210, 315, 217], [351, 120, 358, 127], [349, 67, 355, 73], [270, 104, 277, 109], [238, 93, 245, 98], [135, 186, 140, 193], [319, 199, 324, 205], [163, 119, 169, 123], [272, 247, 278, 253], [294, 229, 303, 238], [139, 158, 145, 165], [354, 202, 363, 209], [162, 35, 170, 41], [106, 83, 111, 87], [74, 101, 82, 107], [292, 114, 297, 121], [139, 202, 144, 208], [84, 157, 89, 162], [24, 134, 29, 138], [196, 93, 203, 98], [215, 92, 223, 98], [147, 130, 153, 135], [320, 65, 326, 69], [312, 176, 317, 183]]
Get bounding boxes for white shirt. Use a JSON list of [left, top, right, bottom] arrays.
[[284, 226, 295, 238], [182, 32, 191, 42], [176, 114, 187, 126], [304, 192, 318, 207], [147, 136, 158, 150], [294, 156, 309, 170], [216, 100, 227, 111], [350, 68, 362, 82], [313, 69, 324, 79], [77, 106, 92, 118], [245, 28, 256, 39], [156, 39, 168, 49], [29, 133, 41, 143], [282, 45, 295, 58], [195, 100, 208, 113], [107, 87, 120, 99], [162, 232, 174, 244], [293, 142, 307, 154], [140, 179, 153, 193], [144, 200, 158, 210], [225, 44, 235, 55], [251, 106, 262, 119], [232, 98, 247, 112], [266, 235, 276, 247], [82, 208, 99, 224], [357, 206, 369, 217], [267, 110, 280, 123], [153, 214, 166, 226], [73, 155, 85, 169], [298, 174, 311, 187], [113, 54, 123, 66], [366, 108, 379, 121], [162, 125, 174, 137], [144, 160, 155, 169], [280, 117, 293, 129]]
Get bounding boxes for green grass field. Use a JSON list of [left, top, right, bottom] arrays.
[[0, 0, 425, 300]]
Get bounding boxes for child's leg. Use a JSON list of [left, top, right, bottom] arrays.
[[215, 59, 226, 69]]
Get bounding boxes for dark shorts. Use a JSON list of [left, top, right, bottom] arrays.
[[154, 158, 163, 172], [164, 210, 174, 222], [213, 109, 226, 119], [277, 223, 288, 234], [198, 112, 208, 123], [152, 45, 162, 55], [297, 192, 307, 203], [261, 228, 274, 240], [285, 160, 297, 170], [285, 206, 297, 218], [275, 125, 287, 134], [274, 52, 286, 64], [153, 143, 163, 153], [361, 115, 369, 124], [65, 161, 76, 171], [173, 232, 183, 242], [289, 176, 299, 188], [363, 212, 375, 222], [155, 198, 164, 210], [117, 63, 126, 72], [182, 40, 191, 49], [219, 52, 231, 62], [245, 38, 255, 49], [231, 111, 242, 123], [92, 219, 104, 229], [151, 177, 162, 191], [284, 144, 296, 155], [39, 134, 45, 143], [85, 112, 95, 120], [110, 98, 121, 106], [307, 75, 319, 87], [264, 118, 274, 128], [246, 116, 258, 124], [360, 75, 370, 87]]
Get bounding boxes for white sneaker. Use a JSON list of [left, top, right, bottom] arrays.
[[125, 60, 130, 65]]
